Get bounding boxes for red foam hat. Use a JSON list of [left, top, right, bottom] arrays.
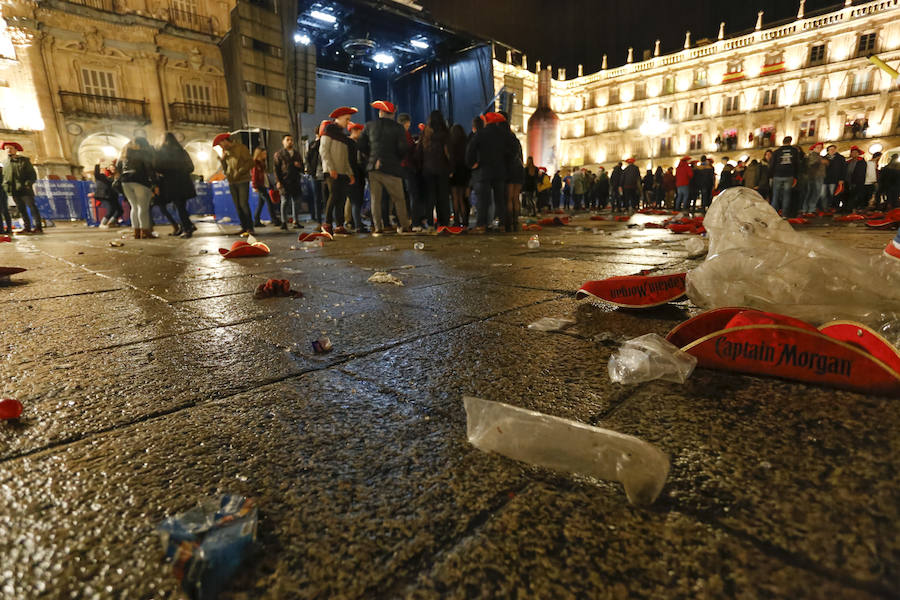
[[436, 225, 465, 235], [212, 133, 231, 147], [666, 308, 900, 396], [348, 122, 364, 131], [576, 272, 687, 308], [318, 120, 332, 136], [371, 100, 396, 113], [218, 237, 270, 259], [481, 112, 506, 124], [329, 106, 358, 119], [625, 157, 636, 164], [809, 142, 824, 152], [1, 142, 23, 151], [850, 145, 863, 154], [297, 231, 333, 242]]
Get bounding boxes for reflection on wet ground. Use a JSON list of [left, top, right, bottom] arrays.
[[0, 217, 897, 599]]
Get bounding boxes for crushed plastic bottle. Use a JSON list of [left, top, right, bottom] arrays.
[[526, 235, 540, 249], [300, 240, 324, 251], [463, 396, 670, 505], [157, 495, 257, 600], [367, 271, 404, 286], [608, 333, 697, 385], [687, 187, 900, 336], [377, 245, 395, 252], [413, 242, 425, 250]]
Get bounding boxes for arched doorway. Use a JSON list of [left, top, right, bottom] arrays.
[[77, 133, 129, 172], [184, 139, 220, 181]]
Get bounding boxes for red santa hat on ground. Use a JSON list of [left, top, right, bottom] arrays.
[[371, 100, 396, 113], [218, 237, 270, 259]]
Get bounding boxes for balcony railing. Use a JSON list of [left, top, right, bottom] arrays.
[[66, 0, 115, 11], [168, 7, 214, 34], [59, 91, 149, 122], [170, 102, 230, 126]]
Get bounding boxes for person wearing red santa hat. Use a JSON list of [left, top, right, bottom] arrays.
[[214, 132, 255, 235], [358, 100, 413, 234], [2, 142, 41, 233], [320, 107, 357, 234]]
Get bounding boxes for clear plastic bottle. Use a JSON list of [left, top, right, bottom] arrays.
[[413, 242, 425, 250], [527, 235, 540, 249]]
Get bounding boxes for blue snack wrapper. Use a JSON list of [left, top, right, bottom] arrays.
[[158, 494, 257, 600]]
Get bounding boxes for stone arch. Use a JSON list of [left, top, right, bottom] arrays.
[[76, 131, 130, 173]]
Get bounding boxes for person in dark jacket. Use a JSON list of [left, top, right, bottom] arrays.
[[522, 156, 540, 217], [768, 136, 801, 215], [845, 146, 868, 212], [2, 142, 41, 233], [501, 111, 524, 231], [397, 113, 420, 227], [305, 128, 327, 227], [417, 110, 452, 228], [618, 158, 641, 211], [155, 132, 196, 237], [609, 162, 624, 211], [641, 169, 654, 207], [823, 144, 846, 211], [274, 134, 305, 230], [448, 123, 470, 227], [346, 122, 367, 232], [357, 100, 412, 234], [465, 112, 509, 232], [117, 137, 156, 239], [693, 156, 715, 210], [662, 166, 676, 208], [595, 167, 610, 210], [0, 165, 10, 234], [717, 157, 735, 193], [94, 161, 123, 228], [551, 170, 562, 210]]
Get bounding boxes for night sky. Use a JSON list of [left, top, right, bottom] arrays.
[[419, 0, 843, 73]]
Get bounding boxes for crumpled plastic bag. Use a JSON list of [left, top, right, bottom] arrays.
[[367, 271, 404, 286], [608, 333, 697, 384], [687, 187, 900, 342], [683, 236, 708, 258], [157, 495, 258, 600], [527, 317, 575, 332], [463, 396, 670, 504]]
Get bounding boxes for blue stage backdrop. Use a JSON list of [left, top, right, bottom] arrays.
[[390, 44, 493, 130]]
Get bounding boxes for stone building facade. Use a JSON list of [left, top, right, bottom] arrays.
[[496, 0, 900, 174], [0, 0, 233, 178]]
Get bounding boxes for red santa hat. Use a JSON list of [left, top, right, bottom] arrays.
[[625, 157, 636, 164], [1, 141, 23, 151], [417, 123, 425, 132], [212, 133, 231, 147], [371, 100, 396, 113], [218, 238, 270, 259], [481, 112, 506, 124], [809, 142, 824, 152], [329, 106, 358, 119], [348, 122, 365, 132], [850, 145, 863, 154]]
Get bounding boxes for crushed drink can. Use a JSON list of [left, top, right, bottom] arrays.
[[311, 336, 333, 354]]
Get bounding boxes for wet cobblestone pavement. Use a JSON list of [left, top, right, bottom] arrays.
[[1, 215, 897, 599]]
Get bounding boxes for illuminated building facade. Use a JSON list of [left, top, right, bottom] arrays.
[[495, 0, 900, 173], [0, 0, 234, 178]]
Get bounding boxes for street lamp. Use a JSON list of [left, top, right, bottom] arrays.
[[639, 116, 671, 166]]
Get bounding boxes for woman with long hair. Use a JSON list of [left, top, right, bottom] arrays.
[[117, 137, 155, 239], [250, 147, 278, 229], [418, 110, 452, 228], [155, 132, 196, 237], [448, 124, 470, 227], [522, 156, 539, 216]]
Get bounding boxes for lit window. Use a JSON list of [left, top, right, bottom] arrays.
[[762, 89, 778, 107], [724, 95, 740, 113], [764, 52, 783, 66], [609, 88, 619, 104], [662, 76, 674, 95], [661, 106, 673, 121], [689, 133, 703, 151], [804, 79, 822, 102], [659, 137, 673, 155], [81, 68, 117, 97], [184, 83, 212, 106], [799, 119, 817, 139], [727, 61, 742, 74], [694, 69, 708, 87], [692, 101, 704, 116], [809, 44, 826, 65], [850, 71, 872, 95]]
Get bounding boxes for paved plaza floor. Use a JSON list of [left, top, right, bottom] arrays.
[[0, 214, 897, 599]]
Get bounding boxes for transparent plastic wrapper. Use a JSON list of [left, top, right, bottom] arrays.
[[463, 396, 669, 505], [608, 333, 697, 385], [687, 187, 900, 343], [157, 495, 258, 600], [367, 271, 404, 286], [683, 236, 708, 258], [527, 317, 575, 332]]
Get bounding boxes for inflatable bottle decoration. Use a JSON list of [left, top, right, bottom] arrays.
[[527, 69, 560, 174]]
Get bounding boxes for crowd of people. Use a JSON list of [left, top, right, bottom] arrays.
[[2, 108, 899, 239]]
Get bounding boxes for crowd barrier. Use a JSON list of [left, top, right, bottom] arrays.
[[30, 178, 315, 227]]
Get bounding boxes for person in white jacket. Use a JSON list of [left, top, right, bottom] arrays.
[[319, 106, 357, 234]]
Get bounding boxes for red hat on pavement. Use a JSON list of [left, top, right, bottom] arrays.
[[348, 122, 364, 131], [1, 141, 23, 151], [212, 133, 231, 147], [371, 100, 396, 113], [329, 106, 358, 119], [218, 237, 270, 259], [318, 120, 332, 136], [625, 157, 636, 164]]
